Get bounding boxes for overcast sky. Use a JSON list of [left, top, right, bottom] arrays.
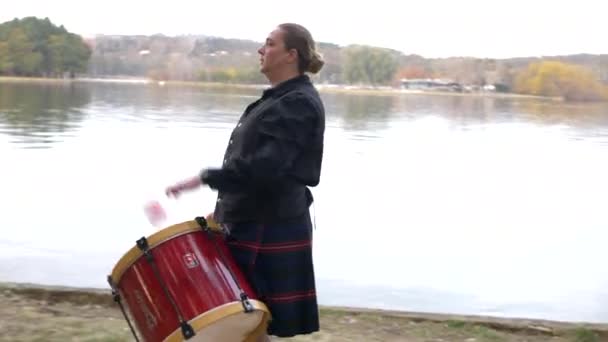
[[1, 0, 605, 58]]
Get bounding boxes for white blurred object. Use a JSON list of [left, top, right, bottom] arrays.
[[143, 200, 167, 227]]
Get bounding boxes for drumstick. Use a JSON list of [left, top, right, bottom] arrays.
[[145, 196, 222, 233]]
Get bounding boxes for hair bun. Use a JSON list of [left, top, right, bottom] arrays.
[[307, 51, 325, 74]]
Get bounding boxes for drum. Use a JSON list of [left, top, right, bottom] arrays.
[[107, 217, 270, 342]]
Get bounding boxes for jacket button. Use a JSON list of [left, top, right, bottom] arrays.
[[237, 122, 242, 128], [229, 139, 233, 145]]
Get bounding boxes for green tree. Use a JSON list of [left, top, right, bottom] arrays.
[[0, 27, 43, 75], [342, 45, 398, 86], [0, 17, 91, 77], [47, 33, 91, 76]]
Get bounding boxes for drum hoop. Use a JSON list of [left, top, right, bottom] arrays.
[[162, 299, 271, 342], [110, 220, 203, 284]]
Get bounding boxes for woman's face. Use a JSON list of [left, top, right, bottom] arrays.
[[258, 28, 295, 75]]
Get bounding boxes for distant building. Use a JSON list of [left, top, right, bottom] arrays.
[[400, 78, 462, 92], [483, 84, 496, 92]]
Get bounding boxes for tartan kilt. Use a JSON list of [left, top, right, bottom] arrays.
[[223, 211, 319, 337]]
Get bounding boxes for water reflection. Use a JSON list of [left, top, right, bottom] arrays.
[[514, 100, 608, 128], [2, 82, 607, 149], [1, 81, 608, 322], [86, 82, 265, 128], [0, 82, 91, 148], [386, 94, 608, 139], [323, 93, 396, 132]]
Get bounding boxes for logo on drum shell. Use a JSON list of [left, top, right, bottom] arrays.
[[183, 253, 199, 268]]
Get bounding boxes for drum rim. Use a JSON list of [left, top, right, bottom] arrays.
[[163, 299, 271, 342], [110, 220, 202, 284]]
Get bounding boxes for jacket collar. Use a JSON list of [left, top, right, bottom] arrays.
[[262, 74, 310, 99]]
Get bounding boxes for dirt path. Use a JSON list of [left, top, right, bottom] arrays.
[[0, 283, 606, 342]]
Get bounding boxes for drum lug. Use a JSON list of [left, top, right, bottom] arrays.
[[180, 322, 195, 339], [136, 237, 153, 260], [107, 276, 120, 302], [136, 237, 149, 250], [240, 292, 254, 313], [195, 216, 208, 231]]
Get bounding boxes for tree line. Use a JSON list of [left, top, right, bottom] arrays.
[[81, 33, 608, 101]]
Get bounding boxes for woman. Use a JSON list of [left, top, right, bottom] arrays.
[[165, 23, 325, 340]]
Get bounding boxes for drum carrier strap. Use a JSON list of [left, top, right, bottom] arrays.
[[107, 276, 141, 342], [195, 216, 255, 313], [136, 236, 196, 340]]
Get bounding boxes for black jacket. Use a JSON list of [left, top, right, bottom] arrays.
[[201, 75, 325, 223]]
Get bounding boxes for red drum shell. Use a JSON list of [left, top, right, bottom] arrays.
[[109, 220, 269, 342]]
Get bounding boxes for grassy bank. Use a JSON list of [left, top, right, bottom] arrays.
[[0, 282, 606, 341]]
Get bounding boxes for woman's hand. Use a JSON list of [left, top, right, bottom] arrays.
[[165, 175, 203, 198]]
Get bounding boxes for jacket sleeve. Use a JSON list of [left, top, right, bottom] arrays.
[[201, 93, 318, 193]]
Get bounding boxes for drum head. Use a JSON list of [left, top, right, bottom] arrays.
[[164, 300, 270, 342], [189, 310, 266, 342]]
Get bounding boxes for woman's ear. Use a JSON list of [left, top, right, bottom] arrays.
[[287, 48, 299, 64]]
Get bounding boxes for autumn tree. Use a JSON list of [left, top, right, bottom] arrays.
[[514, 61, 608, 102], [395, 66, 429, 80]]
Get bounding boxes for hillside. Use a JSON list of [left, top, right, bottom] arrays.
[[85, 33, 608, 91]]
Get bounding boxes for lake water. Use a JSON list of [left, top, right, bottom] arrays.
[[1, 80, 608, 323]]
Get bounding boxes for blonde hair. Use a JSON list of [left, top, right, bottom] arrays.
[[278, 23, 325, 74]]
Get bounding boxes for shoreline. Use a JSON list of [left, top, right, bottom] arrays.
[[0, 75, 565, 102], [2, 281, 606, 338]]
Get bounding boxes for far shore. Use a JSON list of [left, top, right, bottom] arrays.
[[0, 75, 566, 102], [1, 281, 607, 342]]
